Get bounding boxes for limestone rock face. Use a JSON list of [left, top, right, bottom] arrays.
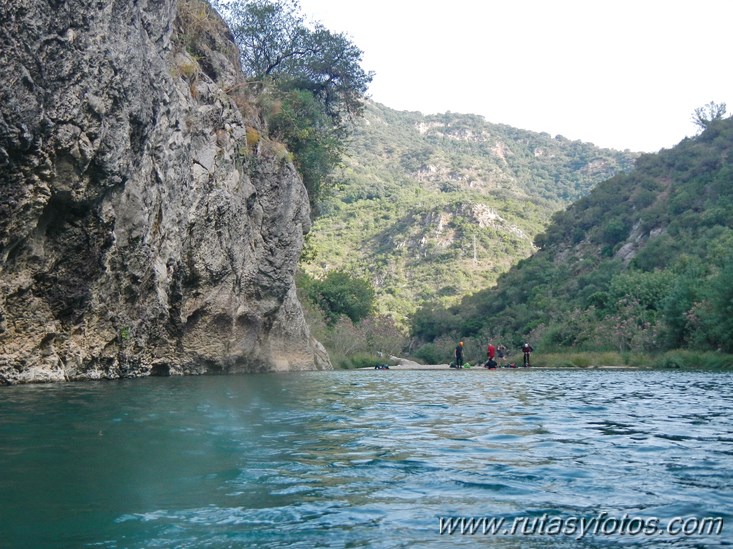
[[0, 0, 331, 383]]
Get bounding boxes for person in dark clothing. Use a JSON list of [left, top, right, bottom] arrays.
[[497, 344, 507, 366], [521, 343, 534, 367], [454, 341, 464, 368]]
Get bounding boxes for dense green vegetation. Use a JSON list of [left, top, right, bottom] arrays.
[[411, 115, 733, 361], [297, 271, 408, 368], [301, 102, 637, 326], [214, 0, 372, 214], [297, 270, 375, 325]]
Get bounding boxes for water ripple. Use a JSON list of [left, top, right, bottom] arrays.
[[0, 370, 731, 547]]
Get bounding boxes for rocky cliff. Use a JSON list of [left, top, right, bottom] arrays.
[[0, 0, 331, 384]]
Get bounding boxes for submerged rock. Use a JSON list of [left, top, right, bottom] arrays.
[[0, 0, 331, 383]]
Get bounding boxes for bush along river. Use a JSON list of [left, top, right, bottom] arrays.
[[0, 369, 731, 548]]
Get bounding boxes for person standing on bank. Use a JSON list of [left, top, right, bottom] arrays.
[[487, 340, 496, 362], [497, 343, 507, 366], [454, 341, 464, 369], [522, 342, 534, 367]]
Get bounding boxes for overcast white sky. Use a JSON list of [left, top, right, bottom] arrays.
[[297, 0, 733, 152]]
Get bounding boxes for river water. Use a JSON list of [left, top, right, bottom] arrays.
[[0, 369, 731, 548]]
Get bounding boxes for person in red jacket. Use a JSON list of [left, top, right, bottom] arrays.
[[484, 340, 497, 368], [487, 340, 496, 361]]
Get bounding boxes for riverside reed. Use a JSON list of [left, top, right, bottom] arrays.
[[491, 350, 733, 370]]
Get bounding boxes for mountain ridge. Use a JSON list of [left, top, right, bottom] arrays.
[[301, 101, 638, 324], [411, 115, 733, 357]]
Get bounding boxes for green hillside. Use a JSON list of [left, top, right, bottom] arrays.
[[301, 102, 637, 323], [413, 115, 733, 356]]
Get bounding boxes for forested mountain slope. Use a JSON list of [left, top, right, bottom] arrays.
[[301, 102, 637, 322], [413, 116, 733, 354]]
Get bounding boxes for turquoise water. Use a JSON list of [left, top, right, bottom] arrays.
[[0, 369, 731, 548]]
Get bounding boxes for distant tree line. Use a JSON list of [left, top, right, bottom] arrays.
[[296, 270, 409, 368]]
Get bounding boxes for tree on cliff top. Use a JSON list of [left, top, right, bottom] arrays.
[[228, 0, 371, 124], [214, 0, 373, 214], [692, 101, 727, 131]]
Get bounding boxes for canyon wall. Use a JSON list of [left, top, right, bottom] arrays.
[[0, 0, 330, 383]]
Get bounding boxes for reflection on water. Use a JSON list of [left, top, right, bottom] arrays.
[[0, 369, 731, 547]]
